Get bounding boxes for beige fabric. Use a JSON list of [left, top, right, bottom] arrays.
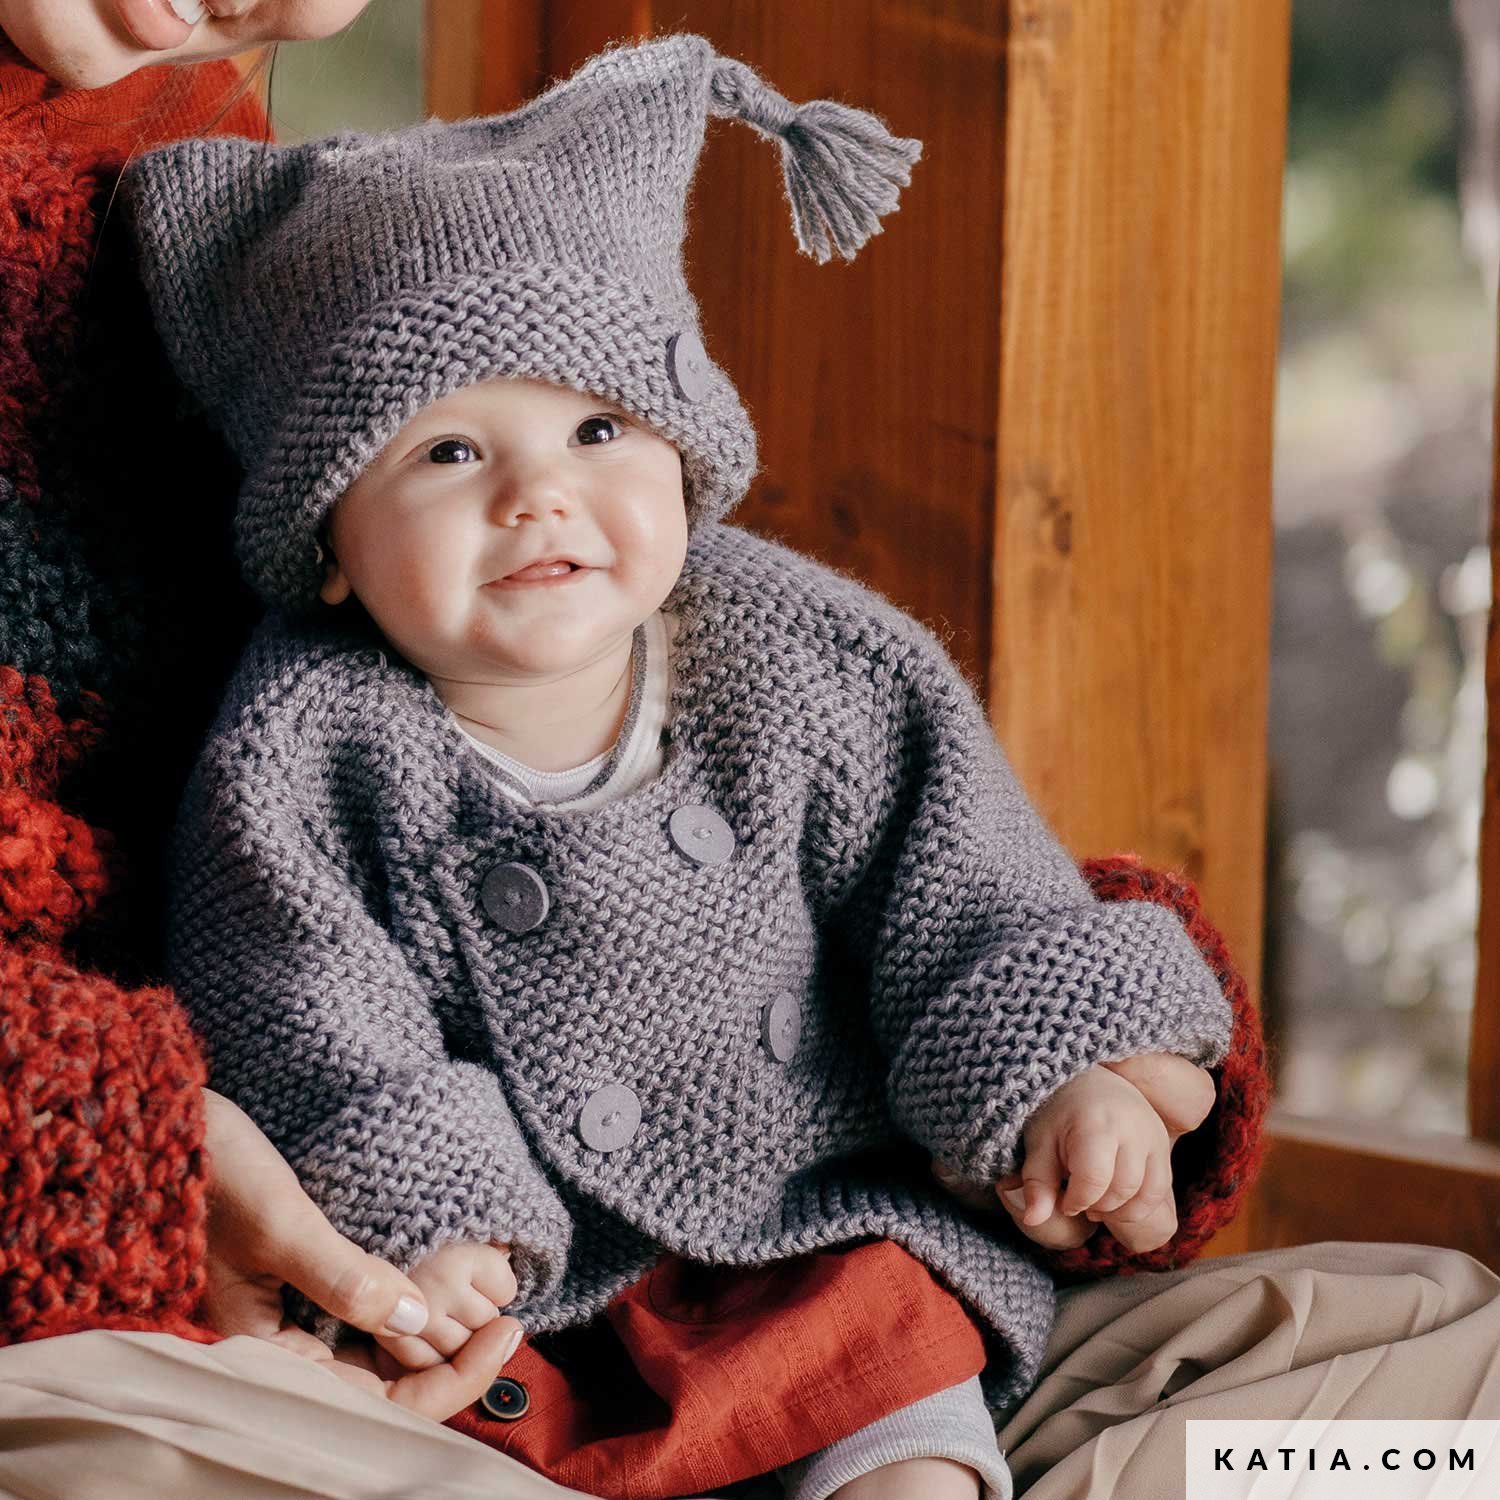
[[0, 1330, 593, 1500], [0, 1244, 1495, 1500], [999, 1241, 1500, 1499]]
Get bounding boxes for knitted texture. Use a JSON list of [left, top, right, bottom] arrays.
[[119, 34, 923, 610], [167, 523, 1235, 1410], [1052, 855, 1270, 1277], [0, 45, 267, 1344], [0, 666, 110, 947], [0, 942, 211, 1340]]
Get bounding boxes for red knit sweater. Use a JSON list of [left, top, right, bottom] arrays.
[[0, 41, 267, 1344], [0, 37, 1269, 1349]]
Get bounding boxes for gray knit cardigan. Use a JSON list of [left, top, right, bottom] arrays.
[[166, 523, 1232, 1410]]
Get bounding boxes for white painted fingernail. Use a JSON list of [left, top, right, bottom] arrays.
[[169, 0, 207, 21], [383, 1296, 428, 1336], [500, 1325, 524, 1364], [1000, 1188, 1027, 1214]]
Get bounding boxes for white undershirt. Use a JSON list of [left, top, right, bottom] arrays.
[[457, 610, 676, 812]]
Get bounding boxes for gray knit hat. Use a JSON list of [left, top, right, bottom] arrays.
[[122, 34, 921, 609]]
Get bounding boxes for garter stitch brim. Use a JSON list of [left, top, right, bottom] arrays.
[[238, 262, 756, 611]]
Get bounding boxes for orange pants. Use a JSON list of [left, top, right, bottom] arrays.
[[447, 1240, 988, 1500]]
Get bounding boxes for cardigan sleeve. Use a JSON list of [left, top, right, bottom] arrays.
[[808, 617, 1235, 1186], [165, 717, 571, 1312], [1042, 854, 1271, 1275]]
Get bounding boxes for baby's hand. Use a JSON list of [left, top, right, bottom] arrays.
[[373, 1240, 519, 1372], [1012, 1064, 1175, 1251]]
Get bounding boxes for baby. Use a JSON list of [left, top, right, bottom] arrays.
[[125, 35, 1232, 1500]]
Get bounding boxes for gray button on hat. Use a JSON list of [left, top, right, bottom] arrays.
[[481, 862, 550, 933], [665, 330, 713, 402], [578, 1083, 642, 1152], [668, 804, 736, 866], [761, 993, 802, 1062]]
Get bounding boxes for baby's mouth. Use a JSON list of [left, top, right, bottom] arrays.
[[487, 560, 597, 588], [506, 561, 581, 581]]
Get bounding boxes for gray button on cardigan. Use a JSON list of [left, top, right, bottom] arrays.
[[166, 522, 1232, 1411]]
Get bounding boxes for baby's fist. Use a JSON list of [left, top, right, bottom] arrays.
[[374, 1239, 518, 1373], [1014, 1064, 1176, 1252]]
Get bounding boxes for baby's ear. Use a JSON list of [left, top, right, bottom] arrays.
[[315, 539, 353, 607]]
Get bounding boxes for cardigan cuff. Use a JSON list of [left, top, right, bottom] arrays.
[[1045, 855, 1271, 1278], [288, 1062, 573, 1317], [888, 895, 1234, 1184]]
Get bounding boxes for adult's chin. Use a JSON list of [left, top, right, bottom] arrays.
[[0, 0, 210, 89], [109, 0, 198, 52]]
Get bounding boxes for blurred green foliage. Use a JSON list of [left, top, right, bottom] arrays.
[[1289, 0, 1460, 189], [265, 0, 423, 143], [1282, 3, 1475, 350]]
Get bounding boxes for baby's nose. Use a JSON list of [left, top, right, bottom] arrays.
[[490, 473, 572, 525]]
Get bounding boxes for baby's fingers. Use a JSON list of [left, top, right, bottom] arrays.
[[1087, 1142, 1146, 1215], [1057, 1129, 1119, 1217], [1017, 1140, 1064, 1227], [1092, 1148, 1172, 1221], [451, 1285, 505, 1331], [473, 1248, 518, 1310], [1090, 1148, 1177, 1245], [1099, 1189, 1178, 1252], [375, 1312, 475, 1370], [994, 1172, 1095, 1249]]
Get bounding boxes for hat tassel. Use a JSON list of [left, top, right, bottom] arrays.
[[709, 57, 922, 265]]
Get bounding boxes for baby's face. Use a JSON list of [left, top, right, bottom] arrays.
[[321, 378, 688, 684]]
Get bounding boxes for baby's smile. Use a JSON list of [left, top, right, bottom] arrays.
[[487, 556, 599, 587]]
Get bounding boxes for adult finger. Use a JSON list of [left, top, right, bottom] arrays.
[[386, 1314, 526, 1422], [264, 1325, 339, 1364], [202, 1090, 429, 1341], [323, 1356, 387, 1404], [271, 1198, 431, 1341]]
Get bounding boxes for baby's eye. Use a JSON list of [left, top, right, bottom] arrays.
[[572, 415, 627, 446], [424, 437, 477, 464]]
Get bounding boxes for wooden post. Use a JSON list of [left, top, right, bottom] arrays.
[[993, 0, 1290, 1001]]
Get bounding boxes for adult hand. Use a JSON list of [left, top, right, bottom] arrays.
[[930, 1053, 1217, 1251], [278, 1314, 526, 1418], [200, 1088, 516, 1419]]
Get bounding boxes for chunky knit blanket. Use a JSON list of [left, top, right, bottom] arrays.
[[0, 46, 266, 1343]]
